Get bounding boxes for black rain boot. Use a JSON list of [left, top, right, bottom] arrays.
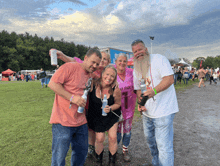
[[95, 150, 104, 166], [108, 151, 116, 166]]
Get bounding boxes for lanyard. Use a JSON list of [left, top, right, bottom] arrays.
[[149, 65, 155, 89]]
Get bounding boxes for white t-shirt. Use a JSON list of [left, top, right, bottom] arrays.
[[213, 73, 218, 79], [133, 54, 179, 118]]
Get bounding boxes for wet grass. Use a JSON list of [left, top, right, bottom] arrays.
[[0, 79, 197, 165]]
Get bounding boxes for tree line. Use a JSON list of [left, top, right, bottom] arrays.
[[0, 30, 90, 72], [1, 30, 220, 73], [192, 56, 220, 69]]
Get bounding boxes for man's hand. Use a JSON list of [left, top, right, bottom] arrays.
[[72, 95, 86, 107], [138, 105, 147, 112], [142, 89, 155, 99]]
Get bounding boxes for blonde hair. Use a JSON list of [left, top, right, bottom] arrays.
[[96, 65, 117, 95], [101, 51, 111, 63]]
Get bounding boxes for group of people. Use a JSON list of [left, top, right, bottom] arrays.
[[48, 39, 179, 166], [173, 65, 197, 85], [173, 65, 220, 87]]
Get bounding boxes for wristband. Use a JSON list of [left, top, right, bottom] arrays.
[[153, 88, 157, 95], [69, 95, 74, 108]]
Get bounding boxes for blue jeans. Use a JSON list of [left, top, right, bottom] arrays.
[[173, 73, 178, 85], [41, 78, 45, 87], [183, 78, 189, 84], [117, 131, 131, 147], [51, 123, 88, 166], [143, 113, 175, 166]]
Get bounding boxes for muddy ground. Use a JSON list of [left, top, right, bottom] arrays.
[[84, 81, 220, 166]]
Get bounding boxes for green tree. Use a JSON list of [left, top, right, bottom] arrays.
[[213, 56, 220, 68], [203, 56, 214, 69]]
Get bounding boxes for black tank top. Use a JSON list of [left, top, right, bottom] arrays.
[[86, 86, 121, 132]]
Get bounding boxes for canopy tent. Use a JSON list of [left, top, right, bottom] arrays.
[[2, 69, 16, 76], [176, 58, 190, 67], [127, 57, 134, 66]]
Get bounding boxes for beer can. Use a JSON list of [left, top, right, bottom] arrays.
[[50, 49, 57, 66]]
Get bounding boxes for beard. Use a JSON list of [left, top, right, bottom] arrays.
[[133, 51, 150, 80]]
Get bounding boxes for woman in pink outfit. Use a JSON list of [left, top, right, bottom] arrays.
[[114, 53, 137, 162]]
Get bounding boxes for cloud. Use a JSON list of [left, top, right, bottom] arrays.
[[61, 0, 87, 6], [153, 40, 220, 62], [0, 0, 52, 19], [1, 0, 220, 62]]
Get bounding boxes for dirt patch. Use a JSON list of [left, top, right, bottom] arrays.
[[84, 81, 220, 166]]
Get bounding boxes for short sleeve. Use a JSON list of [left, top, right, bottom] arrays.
[[157, 55, 174, 78], [51, 63, 75, 84]]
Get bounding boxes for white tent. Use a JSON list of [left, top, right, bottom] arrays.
[[176, 58, 190, 67]]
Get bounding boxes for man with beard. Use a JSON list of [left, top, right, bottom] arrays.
[[131, 39, 179, 166]]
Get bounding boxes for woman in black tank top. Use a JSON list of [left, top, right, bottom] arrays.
[[87, 65, 121, 166]]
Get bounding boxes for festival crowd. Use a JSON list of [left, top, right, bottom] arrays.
[[173, 65, 219, 87]]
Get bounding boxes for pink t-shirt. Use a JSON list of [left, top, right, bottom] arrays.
[[49, 62, 90, 127], [117, 67, 137, 119]]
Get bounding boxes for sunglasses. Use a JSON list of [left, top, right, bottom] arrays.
[[131, 39, 144, 46]]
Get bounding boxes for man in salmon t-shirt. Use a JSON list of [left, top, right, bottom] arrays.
[[48, 48, 101, 166]]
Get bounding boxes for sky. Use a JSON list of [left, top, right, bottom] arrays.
[[0, 0, 220, 63]]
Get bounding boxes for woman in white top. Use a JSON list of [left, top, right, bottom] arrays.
[[213, 71, 218, 84]]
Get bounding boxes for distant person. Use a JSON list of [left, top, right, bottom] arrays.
[[205, 67, 210, 81], [176, 68, 182, 84], [173, 64, 178, 85], [21, 74, 24, 81], [182, 67, 189, 84], [191, 68, 197, 81], [34, 73, 37, 80], [39, 68, 47, 88], [131, 39, 179, 166], [198, 66, 207, 88], [31, 73, 35, 81], [48, 48, 101, 166], [209, 68, 214, 84], [213, 71, 218, 84], [25, 73, 29, 82]]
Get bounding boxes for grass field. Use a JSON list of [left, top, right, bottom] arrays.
[[0, 79, 198, 165]]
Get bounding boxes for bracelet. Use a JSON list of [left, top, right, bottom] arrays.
[[153, 88, 157, 95], [69, 95, 74, 108]]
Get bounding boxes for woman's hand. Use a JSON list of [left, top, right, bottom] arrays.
[[103, 105, 111, 113], [49, 49, 63, 59]]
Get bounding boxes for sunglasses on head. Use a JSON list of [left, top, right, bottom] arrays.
[[131, 39, 144, 46]]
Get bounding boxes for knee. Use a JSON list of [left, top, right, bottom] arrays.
[[108, 135, 117, 143], [96, 136, 105, 144]]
